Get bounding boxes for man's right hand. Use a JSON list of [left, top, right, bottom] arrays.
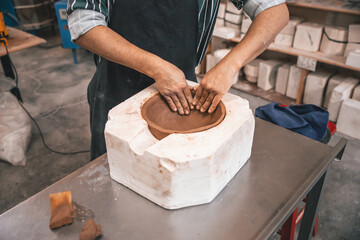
[[153, 63, 193, 115], [74, 26, 193, 115]]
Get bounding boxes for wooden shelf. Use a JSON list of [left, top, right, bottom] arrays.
[[230, 37, 360, 72], [232, 78, 295, 105], [286, 0, 360, 15], [0, 27, 46, 57]]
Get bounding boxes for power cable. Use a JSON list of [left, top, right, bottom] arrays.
[[2, 42, 90, 155]]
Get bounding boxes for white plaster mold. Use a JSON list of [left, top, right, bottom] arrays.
[[337, 99, 360, 140], [286, 65, 302, 99], [244, 59, 262, 83], [274, 33, 294, 47], [276, 64, 291, 95], [320, 26, 347, 56], [303, 71, 332, 106], [328, 78, 359, 122], [257, 60, 283, 90], [352, 85, 360, 101], [346, 49, 360, 68], [293, 22, 323, 52], [348, 24, 360, 43], [344, 43, 360, 57], [104, 82, 255, 209], [323, 74, 344, 109]]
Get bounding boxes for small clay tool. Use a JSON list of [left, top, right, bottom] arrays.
[[79, 218, 102, 240], [49, 191, 73, 229]]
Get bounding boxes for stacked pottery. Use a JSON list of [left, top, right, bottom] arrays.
[[244, 59, 261, 83], [344, 24, 360, 57], [320, 26, 347, 56]]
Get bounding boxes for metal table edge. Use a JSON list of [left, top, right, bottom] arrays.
[[257, 137, 348, 240], [0, 154, 107, 217]]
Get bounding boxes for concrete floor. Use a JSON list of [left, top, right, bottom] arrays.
[[0, 32, 359, 239]]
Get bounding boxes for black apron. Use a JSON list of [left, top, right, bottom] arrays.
[[88, 0, 198, 160]]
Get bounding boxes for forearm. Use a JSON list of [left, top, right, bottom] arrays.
[[75, 25, 168, 79], [220, 3, 289, 73]]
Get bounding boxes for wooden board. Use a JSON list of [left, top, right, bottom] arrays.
[[287, 0, 360, 15], [0, 27, 46, 57], [232, 78, 295, 106], [231, 38, 360, 72]]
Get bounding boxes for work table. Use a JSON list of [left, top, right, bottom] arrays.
[[0, 118, 347, 240]]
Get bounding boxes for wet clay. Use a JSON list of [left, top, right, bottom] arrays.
[[49, 191, 72, 229], [79, 219, 102, 240], [141, 93, 226, 140]]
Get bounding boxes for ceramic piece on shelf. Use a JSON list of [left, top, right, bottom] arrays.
[[344, 43, 360, 57], [225, 21, 241, 30], [225, 12, 242, 25], [215, 18, 225, 27], [281, 17, 304, 35], [323, 74, 344, 109], [293, 22, 323, 52], [240, 33, 246, 40], [328, 77, 359, 122], [218, 2, 226, 19], [213, 26, 240, 39], [257, 60, 283, 91], [352, 85, 360, 101], [226, 1, 242, 14], [303, 70, 332, 106], [275, 64, 290, 95], [274, 33, 294, 47], [241, 14, 252, 33], [346, 49, 360, 68], [337, 99, 360, 139], [320, 26, 347, 56], [244, 59, 262, 83], [206, 54, 216, 73], [286, 64, 302, 99], [348, 24, 360, 43]]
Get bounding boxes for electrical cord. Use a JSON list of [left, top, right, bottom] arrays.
[[2, 42, 90, 155], [323, 28, 360, 44]]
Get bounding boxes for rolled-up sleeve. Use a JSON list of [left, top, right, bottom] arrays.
[[67, 0, 109, 41], [68, 10, 107, 41], [243, 0, 286, 20]]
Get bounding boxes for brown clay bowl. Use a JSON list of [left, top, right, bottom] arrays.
[[141, 93, 226, 140]]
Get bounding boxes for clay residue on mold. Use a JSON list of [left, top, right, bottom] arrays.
[[141, 93, 226, 140]]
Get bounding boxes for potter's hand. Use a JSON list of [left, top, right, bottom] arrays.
[[192, 62, 236, 113], [154, 63, 193, 115]]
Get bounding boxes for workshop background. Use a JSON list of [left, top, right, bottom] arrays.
[[0, 0, 359, 239]]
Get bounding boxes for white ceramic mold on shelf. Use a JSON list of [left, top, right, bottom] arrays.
[[105, 81, 255, 209]]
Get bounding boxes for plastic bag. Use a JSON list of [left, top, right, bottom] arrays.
[[0, 92, 32, 166]]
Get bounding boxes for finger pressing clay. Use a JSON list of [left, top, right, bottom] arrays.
[[49, 191, 72, 229], [79, 219, 102, 240]]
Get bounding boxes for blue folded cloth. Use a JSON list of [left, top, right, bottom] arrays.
[[255, 103, 329, 141]]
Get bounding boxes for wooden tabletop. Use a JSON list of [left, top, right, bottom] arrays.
[[0, 27, 46, 57]]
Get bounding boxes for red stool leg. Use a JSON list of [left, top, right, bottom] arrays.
[[280, 208, 298, 240], [313, 215, 319, 236]]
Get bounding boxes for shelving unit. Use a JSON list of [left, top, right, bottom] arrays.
[[212, 1, 360, 105], [232, 78, 295, 105], [230, 39, 360, 72], [286, 0, 360, 15]]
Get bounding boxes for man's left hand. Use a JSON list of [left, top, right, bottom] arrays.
[[192, 62, 237, 113]]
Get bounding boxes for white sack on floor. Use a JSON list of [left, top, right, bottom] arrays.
[[0, 92, 32, 166]]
